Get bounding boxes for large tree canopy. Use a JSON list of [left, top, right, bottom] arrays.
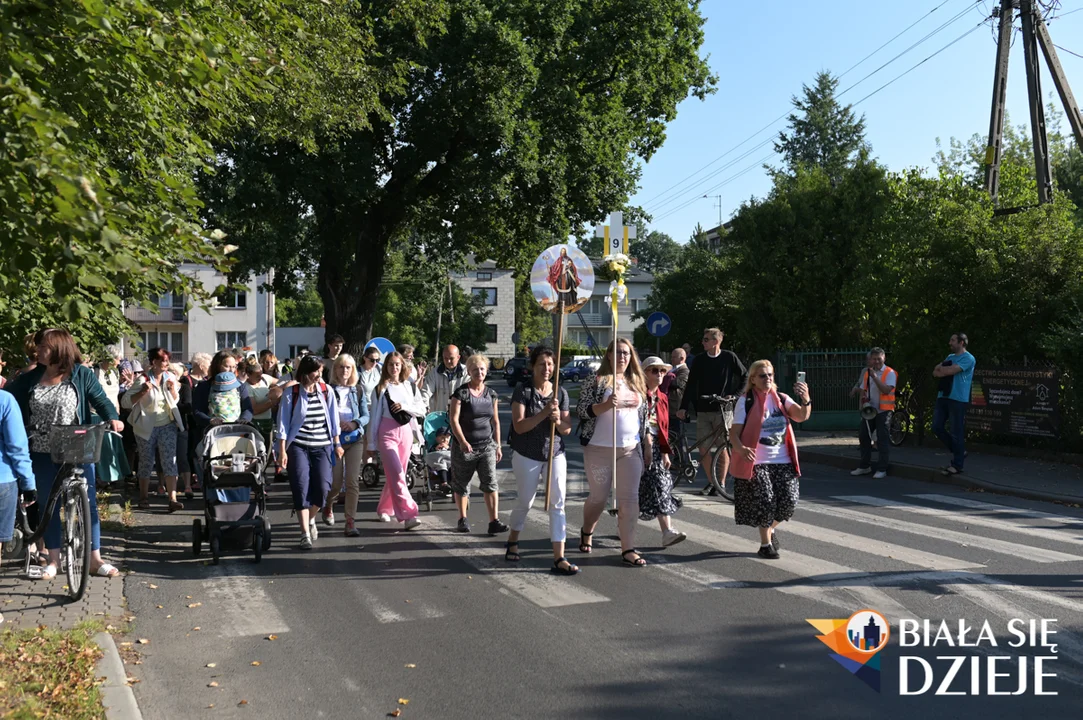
[[773, 70, 867, 181], [206, 0, 715, 356]]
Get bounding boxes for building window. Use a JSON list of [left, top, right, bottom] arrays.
[[476, 271, 492, 281], [584, 298, 606, 316], [288, 345, 310, 358], [486, 324, 498, 344], [472, 287, 498, 306], [138, 332, 183, 356], [217, 290, 247, 309], [216, 332, 247, 351], [158, 293, 184, 309], [633, 298, 648, 313]]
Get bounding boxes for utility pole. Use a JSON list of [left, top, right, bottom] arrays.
[[703, 194, 723, 232], [985, 0, 1083, 207]]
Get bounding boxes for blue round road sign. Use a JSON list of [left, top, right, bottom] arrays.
[[364, 337, 396, 361], [646, 312, 672, 337]]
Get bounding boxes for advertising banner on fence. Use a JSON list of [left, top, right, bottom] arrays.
[[968, 367, 1060, 439]]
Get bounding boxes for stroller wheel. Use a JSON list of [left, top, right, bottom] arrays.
[[253, 530, 263, 563], [261, 517, 272, 552], [361, 465, 380, 489], [210, 535, 220, 565], [192, 519, 202, 556]]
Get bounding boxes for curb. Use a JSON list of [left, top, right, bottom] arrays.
[[94, 632, 144, 720], [802, 451, 1083, 506]]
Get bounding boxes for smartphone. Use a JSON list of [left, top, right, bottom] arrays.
[[796, 371, 806, 384]]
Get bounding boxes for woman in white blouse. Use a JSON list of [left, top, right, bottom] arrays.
[[367, 351, 426, 530]]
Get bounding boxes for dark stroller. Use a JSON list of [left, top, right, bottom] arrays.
[[192, 424, 271, 564]]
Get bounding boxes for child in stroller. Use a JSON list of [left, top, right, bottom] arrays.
[[425, 427, 453, 496], [193, 424, 270, 564]]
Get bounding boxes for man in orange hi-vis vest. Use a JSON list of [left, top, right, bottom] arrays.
[[849, 348, 897, 479]]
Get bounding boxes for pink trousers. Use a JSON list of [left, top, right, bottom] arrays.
[[375, 418, 418, 522]]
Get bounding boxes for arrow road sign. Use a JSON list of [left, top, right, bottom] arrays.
[[646, 311, 671, 337]]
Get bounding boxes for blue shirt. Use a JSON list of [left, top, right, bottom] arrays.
[[0, 390, 36, 490], [939, 351, 976, 403]]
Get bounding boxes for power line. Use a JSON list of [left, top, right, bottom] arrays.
[[643, 0, 984, 215], [838, 0, 961, 78], [1055, 43, 1083, 59], [653, 20, 988, 226]]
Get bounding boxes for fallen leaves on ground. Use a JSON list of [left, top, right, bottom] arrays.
[[266, 635, 278, 641], [250, 661, 261, 666], [137, 639, 150, 645], [398, 698, 410, 705], [0, 624, 106, 718], [238, 699, 249, 706], [206, 663, 217, 668], [187, 602, 202, 608], [388, 711, 402, 718], [404, 664, 416, 669], [156, 605, 163, 609], [208, 681, 219, 688], [148, 584, 158, 589], [192, 627, 201, 631]]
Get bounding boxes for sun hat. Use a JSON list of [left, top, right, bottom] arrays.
[[641, 356, 673, 372], [212, 371, 241, 392]]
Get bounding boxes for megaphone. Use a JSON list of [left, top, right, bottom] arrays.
[[861, 404, 878, 421]]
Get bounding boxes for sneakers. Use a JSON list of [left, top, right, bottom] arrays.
[[455, 517, 470, 533], [699, 483, 720, 496], [344, 518, 360, 537], [308, 517, 319, 540], [487, 519, 509, 536], [757, 544, 780, 560], [851, 467, 873, 476], [662, 529, 687, 547], [404, 517, 422, 531], [873, 470, 888, 479], [322, 507, 335, 526], [298, 535, 313, 550], [377, 513, 392, 523]]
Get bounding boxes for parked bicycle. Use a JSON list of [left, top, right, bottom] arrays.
[[8, 424, 112, 602]]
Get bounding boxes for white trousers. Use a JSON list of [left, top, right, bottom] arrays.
[[509, 451, 567, 542]]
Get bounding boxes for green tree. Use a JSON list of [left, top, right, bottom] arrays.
[[773, 71, 867, 181], [275, 274, 324, 328], [205, 0, 715, 357], [630, 229, 680, 274]]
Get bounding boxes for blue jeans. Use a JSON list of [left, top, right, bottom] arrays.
[[30, 452, 101, 552], [0, 482, 17, 543], [932, 398, 968, 470]]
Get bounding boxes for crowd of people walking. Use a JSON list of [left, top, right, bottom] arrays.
[[1, 324, 979, 585]]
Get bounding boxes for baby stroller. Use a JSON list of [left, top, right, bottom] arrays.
[[422, 412, 453, 494], [359, 418, 434, 511], [193, 424, 271, 564]]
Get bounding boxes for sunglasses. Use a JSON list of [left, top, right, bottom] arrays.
[[647, 368, 667, 375], [758, 372, 774, 379]]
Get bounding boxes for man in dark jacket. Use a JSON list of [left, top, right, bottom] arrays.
[[676, 328, 747, 496]]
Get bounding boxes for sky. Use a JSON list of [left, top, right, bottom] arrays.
[[629, 0, 1083, 242]]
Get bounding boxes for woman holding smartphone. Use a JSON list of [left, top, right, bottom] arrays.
[[728, 360, 811, 559]]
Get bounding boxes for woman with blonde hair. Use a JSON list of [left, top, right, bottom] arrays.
[[576, 338, 650, 567], [447, 353, 506, 535], [368, 351, 426, 529], [321, 354, 369, 536], [729, 359, 811, 559]]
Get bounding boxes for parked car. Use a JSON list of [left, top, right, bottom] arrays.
[[503, 357, 530, 387], [560, 359, 599, 383]]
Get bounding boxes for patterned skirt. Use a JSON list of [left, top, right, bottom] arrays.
[[733, 463, 799, 528], [639, 436, 683, 520]]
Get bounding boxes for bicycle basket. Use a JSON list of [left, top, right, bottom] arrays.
[[48, 424, 108, 465]]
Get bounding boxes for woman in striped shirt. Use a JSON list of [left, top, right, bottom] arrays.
[[275, 355, 343, 550]]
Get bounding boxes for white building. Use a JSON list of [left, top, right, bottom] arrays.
[[565, 261, 654, 350], [124, 265, 273, 360], [453, 260, 516, 359]]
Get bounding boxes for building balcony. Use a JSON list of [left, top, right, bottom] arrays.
[[125, 307, 187, 324]]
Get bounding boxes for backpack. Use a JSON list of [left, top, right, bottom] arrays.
[[289, 382, 331, 423], [209, 388, 241, 423]]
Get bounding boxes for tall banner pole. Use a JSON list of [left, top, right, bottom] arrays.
[[609, 290, 619, 517], [544, 301, 566, 511]]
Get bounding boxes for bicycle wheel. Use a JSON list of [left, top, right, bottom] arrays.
[[64, 482, 92, 601], [709, 451, 735, 502], [889, 409, 909, 447]]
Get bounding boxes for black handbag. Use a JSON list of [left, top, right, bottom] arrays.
[[386, 391, 413, 425], [938, 360, 955, 396]]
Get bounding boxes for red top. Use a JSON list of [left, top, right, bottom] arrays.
[[648, 389, 672, 456]]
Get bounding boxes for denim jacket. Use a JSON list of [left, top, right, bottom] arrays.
[[0, 390, 35, 490], [332, 385, 369, 443]]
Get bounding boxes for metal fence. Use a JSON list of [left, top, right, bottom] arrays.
[[774, 348, 869, 431]]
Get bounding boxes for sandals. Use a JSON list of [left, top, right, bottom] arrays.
[[941, 465, 962, 476], [579, 529, 593, 554], [168, 501, 184, 513], [505, 541, 521, 563], [92, 563, 119, 578], [138, 499, 151, 510], [552, 558, 579, 575], [621, 549, 647, 567], [37, 564, 58, 580]]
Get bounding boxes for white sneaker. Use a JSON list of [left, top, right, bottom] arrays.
[[322, 508, 335, 526], [873, 471, 888, 479], [404, 517, 422, 531], [851, 467, 873, 476], [309, 517, 319, 540], [377, 513, 392, 523], [662, 529, 687, 547]]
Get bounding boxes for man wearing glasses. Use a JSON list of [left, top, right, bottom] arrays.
[[676, 328, 747, 496]]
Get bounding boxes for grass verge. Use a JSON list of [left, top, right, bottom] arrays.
[[0, 620, 106, 719]]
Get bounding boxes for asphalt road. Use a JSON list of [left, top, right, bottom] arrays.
[[121, 387, 1083, 719]]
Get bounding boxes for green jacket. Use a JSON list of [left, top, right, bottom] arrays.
[[4, 364, 120, 428]]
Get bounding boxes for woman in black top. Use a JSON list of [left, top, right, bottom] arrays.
[[447, 354, 507, 536], [506, 346, 577, 575]]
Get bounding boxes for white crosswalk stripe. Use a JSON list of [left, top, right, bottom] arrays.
[[906, 493, 1083, 527], [834, 495, 1083, 550], [202, 564, 290, 637], [349, 583, 446, 624]]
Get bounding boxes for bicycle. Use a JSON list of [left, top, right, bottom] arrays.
[[683, 395, 739, 502], [8, 424, 111, 602]]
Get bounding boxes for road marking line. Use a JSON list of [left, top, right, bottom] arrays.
[[202, 565, 289, 637], [785, 498, 1083, 563], [834, 495, 1083, 550], [906, 493, 1083, 527], [682, 496, 982, 570], [426, 516, 610, 608], [351, 584, 408, 624]]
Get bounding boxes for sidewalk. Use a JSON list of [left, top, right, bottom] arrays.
[[798, 431, 1083, 505]]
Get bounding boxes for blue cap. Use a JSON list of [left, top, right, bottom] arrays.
[[212, 371, 241, 392]]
